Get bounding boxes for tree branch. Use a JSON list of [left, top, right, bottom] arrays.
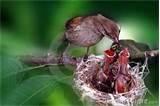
[[130, 50, 159, 60], [20, 55, 79, 66], [20, 50, 158, 66]]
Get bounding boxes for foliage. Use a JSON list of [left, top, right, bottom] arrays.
[[0, 0, 158, 106], [1, 53, 81, 106]]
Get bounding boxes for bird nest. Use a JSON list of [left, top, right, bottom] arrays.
[[73, 55, 148, 106]]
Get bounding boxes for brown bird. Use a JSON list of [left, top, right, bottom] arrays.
[[57, 14, 120, 60]]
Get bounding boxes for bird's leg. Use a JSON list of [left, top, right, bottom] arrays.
[[83, 47, 90, 61]]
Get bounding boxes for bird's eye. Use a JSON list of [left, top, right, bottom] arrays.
[[119, 30, 121, 33]]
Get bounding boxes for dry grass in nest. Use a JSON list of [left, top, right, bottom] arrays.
[[73, 55, 148, 106]]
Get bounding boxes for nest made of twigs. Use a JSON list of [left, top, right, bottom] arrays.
[[73, 55, 148, 106]]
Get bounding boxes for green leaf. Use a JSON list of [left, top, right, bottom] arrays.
[[1, 54, 24, 101], [1, 55, 23, 79], [3, 75, 56, 105], [1, 53, 73, 106]]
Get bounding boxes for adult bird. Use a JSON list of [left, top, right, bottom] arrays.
[[57, 14, 121, 60]]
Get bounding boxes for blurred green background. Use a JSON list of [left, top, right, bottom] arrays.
[[0, 0, 158, 106]]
